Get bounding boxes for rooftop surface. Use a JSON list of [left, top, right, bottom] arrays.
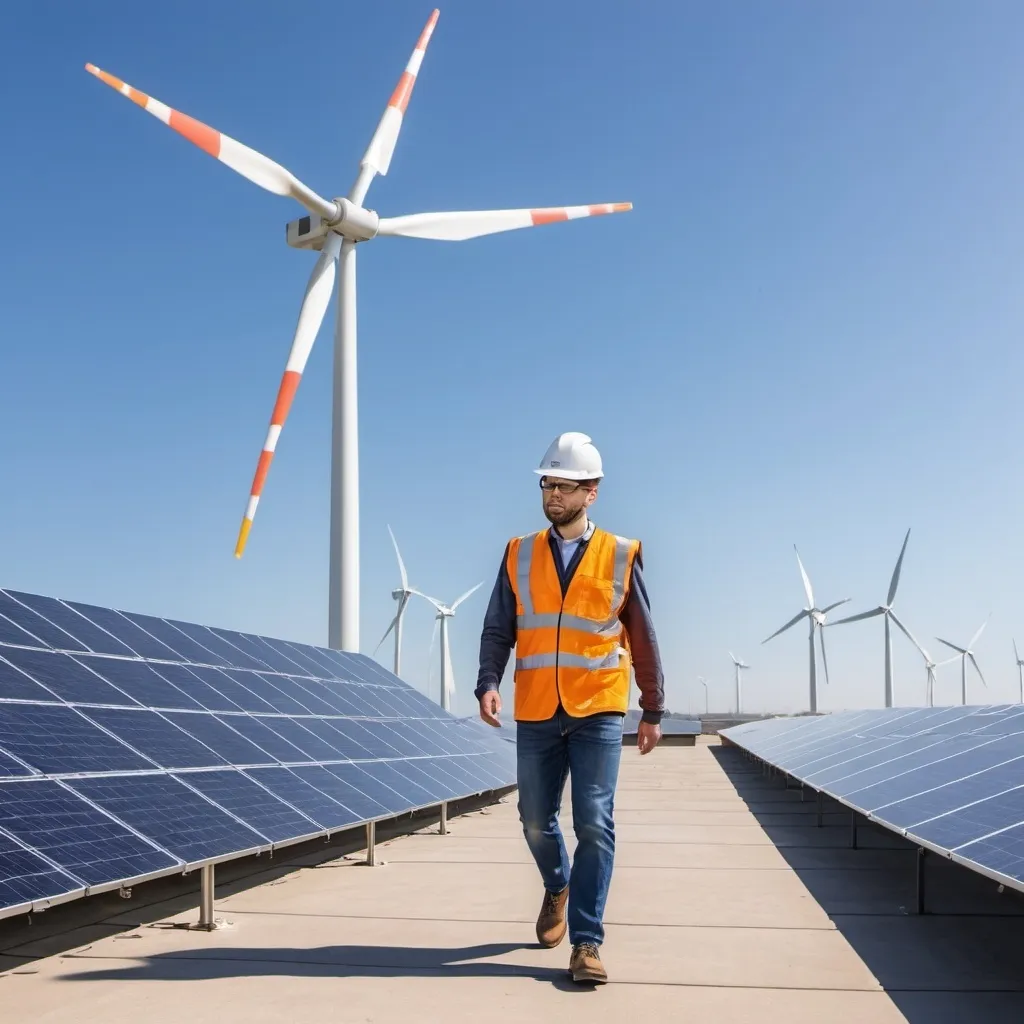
[[2, 736, 1023, 1022]]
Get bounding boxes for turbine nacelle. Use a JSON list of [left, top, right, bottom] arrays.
[[287, 200, 380, 250]]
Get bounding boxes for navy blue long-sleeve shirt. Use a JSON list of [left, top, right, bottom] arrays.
[[474, 521, 666, 724]]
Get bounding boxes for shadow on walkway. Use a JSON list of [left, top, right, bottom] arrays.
[[712, 744, 1024, 1024], [58, 940, 589, 991]]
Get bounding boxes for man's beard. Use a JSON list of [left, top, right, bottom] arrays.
[[544, 503, 585, 527]]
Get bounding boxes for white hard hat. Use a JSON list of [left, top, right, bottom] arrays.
[[534, 432, 604, 480]]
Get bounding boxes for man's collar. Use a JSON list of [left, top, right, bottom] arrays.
[[549, 517, 595, 543]]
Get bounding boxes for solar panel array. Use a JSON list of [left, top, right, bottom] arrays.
[[0, 587, 516, 920], [722, 706, 1024, 893], [623, 710, 701, 736]]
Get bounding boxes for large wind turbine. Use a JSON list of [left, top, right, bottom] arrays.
[[728, 652, 749, 714], [1015, 640, 1024, 704], [762, 545, 849, 713], [936, 620, 989, 706], [373, 525, 415, 677], [415, 582, 483, 711], [86, 9, 632, 653], [831, 528, 915, 708]]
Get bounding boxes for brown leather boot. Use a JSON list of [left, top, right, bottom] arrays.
[[569, 942, 607, 984], [535, 886, 569, 948]]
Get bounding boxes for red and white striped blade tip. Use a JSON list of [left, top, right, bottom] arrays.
[[361, 9, 440, 176], [377, 202, 633, 241], [84, 63, 330, 214]]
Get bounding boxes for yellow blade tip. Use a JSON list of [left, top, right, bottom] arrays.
[[235, 519, 252, 558]]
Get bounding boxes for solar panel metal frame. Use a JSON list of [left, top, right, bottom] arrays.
[[721, 706, 1024, 897], [0, 587, 517, 922]]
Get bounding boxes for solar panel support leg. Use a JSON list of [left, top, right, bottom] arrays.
[[916, 847, 927, 914], [198, 864, 216, 931], [439, 801, 448, 835], [364, 822, 379, 866], [816, 791, 823, 828], [850, 810, 858, 849]]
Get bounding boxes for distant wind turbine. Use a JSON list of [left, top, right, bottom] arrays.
[[728, 652, 749, 714], [762, 545, 849, 713], [1015, 640, 1024, 704], [831, 528, 915, 708], [697, 675, 709, 714], [936, 619, 989, 706], [415, 582, 483, 711], [373, 525, 415, 677], [882, 621, 958, 707]]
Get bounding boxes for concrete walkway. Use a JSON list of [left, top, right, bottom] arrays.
[[3, 737, 1023, 1022]]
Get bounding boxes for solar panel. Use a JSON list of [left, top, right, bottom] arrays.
[[0, 585, 517, 919], [722, 706, 1024, 896], [622, 710, 702, 737]]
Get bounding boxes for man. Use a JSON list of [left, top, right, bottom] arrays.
[[474, 431, 665, 985]]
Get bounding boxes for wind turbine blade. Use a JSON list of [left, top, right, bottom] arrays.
[[831, 607, 885, 626], [387, 524, 409, 590], [235, 233, 341, 556], [360, 9, 439, 177], [889, 611, 928, 661], [85, 64, 337, 222], [408, 587, 445, 612], [1015, 638, 1021, 664], [821, 598, 851, 615], [376, 203, 633, 241], [936, 637, 967, 655], [793, 546, 814, 608], [761, 609, 809, 644], [426, 615, 440, 689], [818, 625, 831, 686], [968, 652, 987, 688], [886, 528, 911, 607], [451, 581, 484, 611], [373, 612, 400, 654], [969, 617, 989, 649]]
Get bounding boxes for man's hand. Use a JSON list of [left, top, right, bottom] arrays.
[[479, 689, 502, 727], [637, 721, 661, 755]]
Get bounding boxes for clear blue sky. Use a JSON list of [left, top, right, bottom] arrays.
[[2, 1, 1023, 718]]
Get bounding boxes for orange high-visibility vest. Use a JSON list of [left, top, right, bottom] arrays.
[[506, 526, 641, 721]]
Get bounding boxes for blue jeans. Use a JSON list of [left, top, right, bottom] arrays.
[[516, 708, 623, 947]]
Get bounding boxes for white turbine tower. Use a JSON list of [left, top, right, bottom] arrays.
[[86, 9, 632, 653], [373, 525, 415, 677], [762, 545, 849, 713], [936, 619, 989, 706], [415, 582, 483, 711], [831, 528, 915, 708], [1015, 640, 1024, 704], [728, 653, 749, 714], [697, 676, 709, 715]]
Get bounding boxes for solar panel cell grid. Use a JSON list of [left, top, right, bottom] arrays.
[[176, 770, 322, 844], [5, 592, 137, 658], [0, 780, 178, 886], [0, 593, 89, 652], [69, 774, 268, 864], [0, 828, 84, 911]]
